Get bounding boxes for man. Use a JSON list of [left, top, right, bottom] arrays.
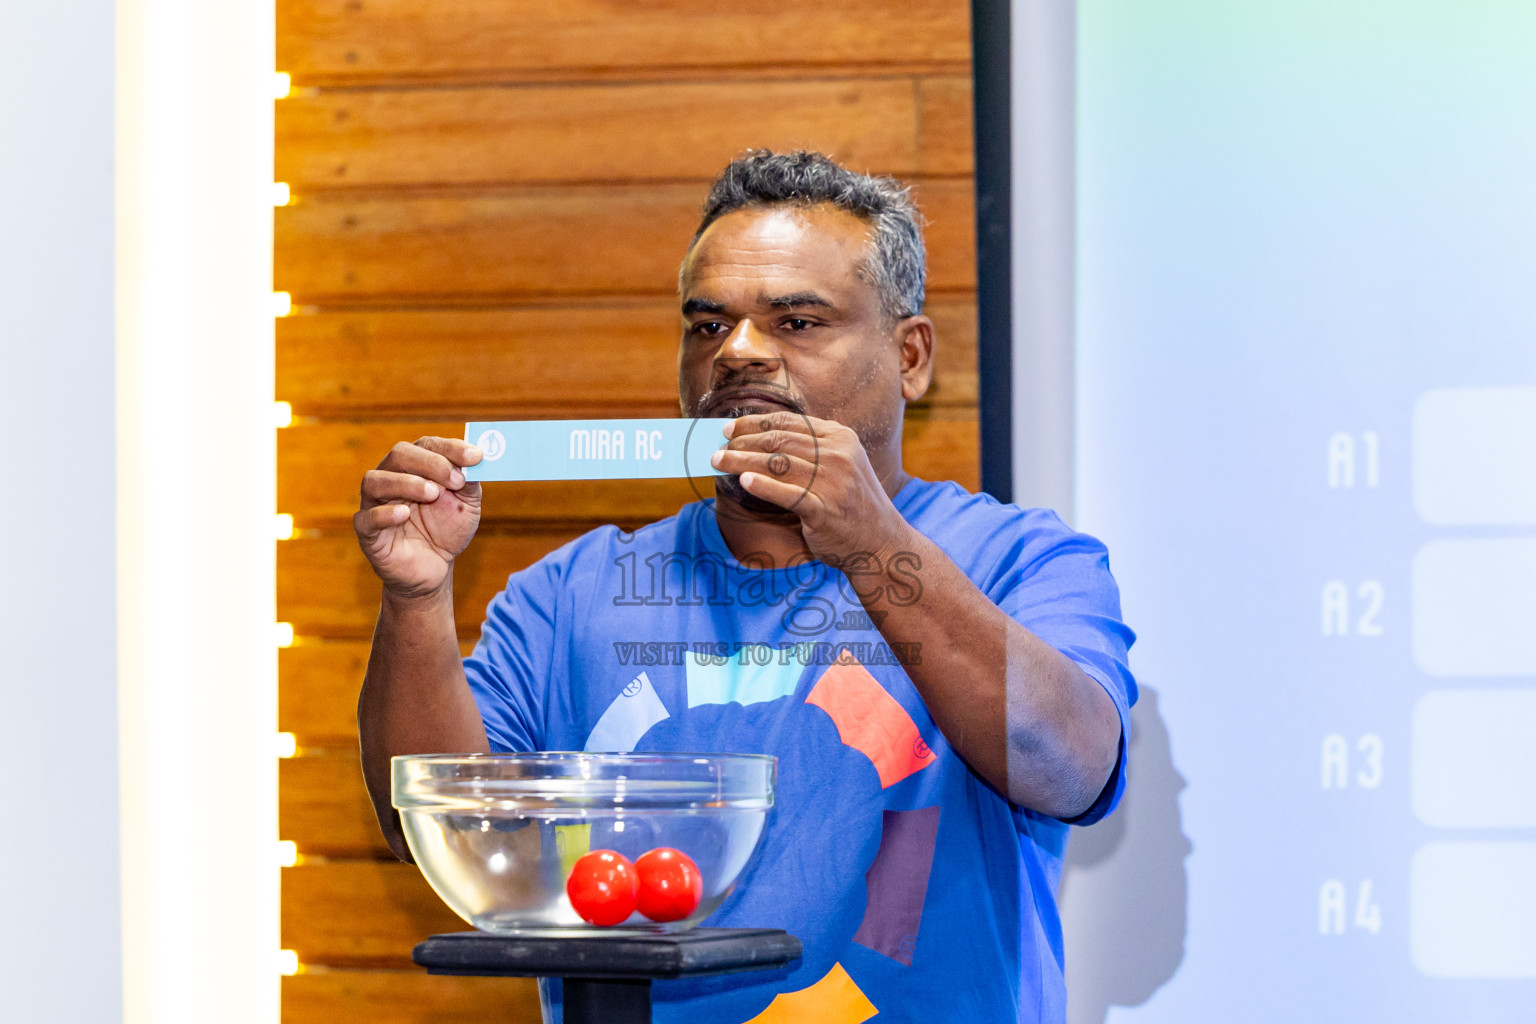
[[355, 150, 1135, 1022]]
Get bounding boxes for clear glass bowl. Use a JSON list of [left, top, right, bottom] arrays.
[[392, 752, 776, 935]]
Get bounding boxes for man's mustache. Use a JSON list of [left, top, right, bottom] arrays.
[[694, 357, 807, 417], [701, 385, 808, 416]]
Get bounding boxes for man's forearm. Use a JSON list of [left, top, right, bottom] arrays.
[[357, 582, 490, 861], [851, 528, 1121, 819]]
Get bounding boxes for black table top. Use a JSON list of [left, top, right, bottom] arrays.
[[413, 927, 802, 980]]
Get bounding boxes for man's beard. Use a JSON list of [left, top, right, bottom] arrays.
[[692, 361, 809, 519], [687, 377, 896, 520], [709, 402, 806, 519]]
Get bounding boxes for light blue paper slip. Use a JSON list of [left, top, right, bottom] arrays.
[[464, 419, 733, 482]]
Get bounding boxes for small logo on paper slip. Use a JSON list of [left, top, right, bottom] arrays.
[[476, 429, 507, 462]]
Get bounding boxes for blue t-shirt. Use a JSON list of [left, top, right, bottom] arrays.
[[465, 478, 1136, 1024]]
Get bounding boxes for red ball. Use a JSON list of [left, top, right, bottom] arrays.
[[635, 847, 703, 923], [566, 849, 637, 926]]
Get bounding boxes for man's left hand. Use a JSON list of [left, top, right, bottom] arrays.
[[711, 412, 914, 564]]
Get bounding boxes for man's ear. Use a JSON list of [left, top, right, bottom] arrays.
[[894, 315, 936, 402]]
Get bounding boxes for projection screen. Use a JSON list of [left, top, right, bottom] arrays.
[[974, 2, 1536, 1021]]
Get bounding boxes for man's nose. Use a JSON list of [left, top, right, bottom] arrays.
[[711, 319, 783, 380], [719, 317, 781, 360]]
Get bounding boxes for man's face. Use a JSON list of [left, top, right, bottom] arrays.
[[677, 203, 908, 453]]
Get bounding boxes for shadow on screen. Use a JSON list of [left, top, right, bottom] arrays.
[[1059, 686, 1190, 1024]]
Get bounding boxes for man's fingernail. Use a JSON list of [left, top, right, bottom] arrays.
[[722, 421, 735, 438], [466, 446, 482, 461], [450, 470, 465, 487], [710, 451, 724, 468], [423, 482, 440, 500]]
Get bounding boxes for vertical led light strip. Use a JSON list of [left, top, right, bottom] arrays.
[[116, 1, 278, 1022]]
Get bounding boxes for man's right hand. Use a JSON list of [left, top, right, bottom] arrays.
[[355, 437, 484, 599]]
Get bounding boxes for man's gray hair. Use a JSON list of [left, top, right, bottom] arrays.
[[684, 150, 927, 320]]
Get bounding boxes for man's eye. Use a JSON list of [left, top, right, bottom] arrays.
[[784, 318, 815, 331], [691, 321, 728, 335]]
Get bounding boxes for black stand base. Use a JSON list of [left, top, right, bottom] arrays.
[[412, 928, 801, 1024], [565, 978, 651, 1024]]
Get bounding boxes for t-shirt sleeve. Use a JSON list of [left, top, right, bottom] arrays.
[[990, 515, 1138, 827], [462, 553, 567, 754]]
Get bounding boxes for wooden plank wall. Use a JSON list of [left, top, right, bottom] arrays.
[[274, 2, 976, 1019]]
